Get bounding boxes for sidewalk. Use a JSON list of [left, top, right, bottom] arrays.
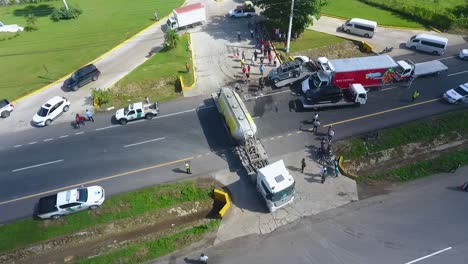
[[309, 16, 466, 56], [150, 148, 358, 264]]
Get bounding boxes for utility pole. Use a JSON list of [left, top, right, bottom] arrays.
[[62, 0, 69, 10], [286, 0, 294, 54]]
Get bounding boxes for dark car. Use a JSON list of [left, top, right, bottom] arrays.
[[268, 61, 303, 84], [64, 64, 100, 91], [305, 85, 343, 103], [0, 99, 14, 118]]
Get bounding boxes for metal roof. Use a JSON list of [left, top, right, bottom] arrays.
[[329, 55, 398, 73]]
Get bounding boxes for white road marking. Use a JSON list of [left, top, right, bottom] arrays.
[[438, 56, 456, 61], [59, 135, 69, 138], [95, 125, 119, 131], [43, 138, 54, 142], [448, 70, 468, 77], [123, 137, 166, 148], [74, 132, 84, 135], [14, 145, 22, 148], [12, 159, 64, 173], [253, 116, 260, 119], [28, 142, 37, 145], [244, 89, 290, 101], [404, 247, 452, 264], [154, 108, 198, 119], [380, 86, 400, 91]]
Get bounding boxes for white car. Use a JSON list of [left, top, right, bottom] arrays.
[[293, 56, 311, 64], [459, 49, 468, 60], [0, 99, 14, 118], [37, 186, 105, 219], [0, 21, 24, 32], [32, 96, 70, 126], [443, 83, 468, 104]]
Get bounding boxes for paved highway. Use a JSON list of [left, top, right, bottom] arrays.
[[177, 167, 468, 264], [0, 50, 467, 223]]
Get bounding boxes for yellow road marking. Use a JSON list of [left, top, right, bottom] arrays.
[[0, 157, 193, 206], [322, 99, 440, 127]]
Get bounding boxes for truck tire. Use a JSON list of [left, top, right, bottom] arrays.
[[432, 51, 439, 55], [119, 119, 128, 125], [364, 33, 370, 38], [345, 29, 350, 33], [92, 74, 98, 81], [72, 85, 79, 91], [145, 113, 154, 120], [51, 214, 62, 219], [89, 205, 99, 210], [1, 111, 10, 118], [410, 46, 416, 50]]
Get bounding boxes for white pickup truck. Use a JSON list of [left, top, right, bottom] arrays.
[[115, 102, 159, 125], [0, 21, 24, 32], [229, 5, 256, 18]]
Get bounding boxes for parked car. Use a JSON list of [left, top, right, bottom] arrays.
[[0, 21, 23, 32], [443, 83, 468, 104], [0, 99, 14, 118], [268, 60, 303, 84], [459, 49, 468, 60], [63, 64, 101, 91], [37, 186, 105, 219], [32, 96, 70, 126]]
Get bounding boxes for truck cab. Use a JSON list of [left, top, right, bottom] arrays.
[[256, 160, 295, 212], [394, 60, 415, 80]]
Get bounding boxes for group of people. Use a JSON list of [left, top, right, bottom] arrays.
[[74, 109, 94, 128]]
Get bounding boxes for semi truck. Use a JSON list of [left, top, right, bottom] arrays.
[[166, 2, 206, 30], [212, 87, 295, 212], [312, 55, 448, 89]]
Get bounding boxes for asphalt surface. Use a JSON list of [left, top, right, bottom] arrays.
[[170, 167, 468, 264], [0, 48, 467, 223]]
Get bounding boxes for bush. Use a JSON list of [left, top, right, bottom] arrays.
[[92, 88, 111, 107], [24, 13, 38, 31], [50, 6, 82, 22]]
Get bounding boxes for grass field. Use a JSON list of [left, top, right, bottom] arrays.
[[0, 182, 212, 253], [105, 34, 194, 108], [0, 0, 184, 100], [322, 0, 424, 28], [275, 30, 346, 53]]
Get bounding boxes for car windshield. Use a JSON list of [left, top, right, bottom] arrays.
[[71, 72, 78, 80], [37, 107, 49, 117], [76, 188, 88, 202], [124, 107, 130, 115], [454, 86, 468, 96], [271, 182, 295, 202], [0, 99, 8, 108], [312, 74, 322, 88]]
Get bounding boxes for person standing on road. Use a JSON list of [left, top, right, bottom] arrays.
[[268, 53, 272, 65], [301, 158, 306, 174], [242, 66, 247, 81], [258, 77, 265, 93], [254, 50, 258, 61], [259, 64, 265, 76], [200, 253, 209, 264], [412, 90, 420, 102], [320, 165, 327, 184], [313, 113, 319, 122], [246, 71, 250, 83], [250, 29, 254, 38], [242, 50, 245, 60], [328, 125, 335, 143], [237, 30, 241, 41], [312, 119, 320, 134], [251, 54, 255, 66], [334, 159, 339, 177], [247, 65, 251, 74], [185, 161, 191, 174], [85, 109, 94, 122]]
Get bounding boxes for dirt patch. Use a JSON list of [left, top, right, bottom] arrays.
[[290, 41, 368, 60]]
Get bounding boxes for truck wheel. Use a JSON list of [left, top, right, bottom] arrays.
[[364, 33, 370, 38], [145, 113, 154, 120], [410, 46, 416, 50], [92, 74, 98, 81], [45, 119, 52, 126], [1, 111, 9, 118], [51, 214, 62, 219], [72, 85, 79, 91], [294, 72, 300, 78], [273, 78, 279, 84], [432, 51, 439, 55], [345, 29, 350, 33], [89, 205, 99, 210], [119, 119, 128, 125]]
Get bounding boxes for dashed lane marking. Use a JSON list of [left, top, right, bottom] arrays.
[[59, 135, 69, 138], [74, 132, 84, 135], [404, 247, 452, 264], [28, 142, 37, 145], [43, 138, 53, 142], [14, 145, 22, 148], [448, 70, 468, 77], [123, 137, 166, 148], [12, 159, 64, 173]]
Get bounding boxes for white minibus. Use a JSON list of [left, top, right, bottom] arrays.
[[342, 18, 377, 38], [405, 34, 448, 55]]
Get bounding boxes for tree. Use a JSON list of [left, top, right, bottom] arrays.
[[254, 0, 326, 35], [164, 29, 179, 49]]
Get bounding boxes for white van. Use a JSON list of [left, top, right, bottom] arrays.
[[342, 18, 377, 38], [405, 34, 448, 55]]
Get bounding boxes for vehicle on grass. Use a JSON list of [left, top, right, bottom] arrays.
[[63, 64, 101, 91], [212, 87, 295, 212], [443, 83, 468, 104], [32, 96, 70, 126], [342, 18, 377, 38], [311, 55, 447, 89], [115, 101, 159, 125], [405, 34, 448, 55], [459, 49, 468, 60], [0, 21, 23, 32], [0, 99, 13, 118], [37, 186, 105, 219], [166, 2, 206, 30], [293, 55, 311, 64], [297, 83, 367, 110], [229, 1, 256, 18]]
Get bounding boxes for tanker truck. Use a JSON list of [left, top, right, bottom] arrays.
[[212, 87, 295, 212]]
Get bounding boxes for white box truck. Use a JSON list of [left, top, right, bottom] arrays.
[[166, 3, 206, 30]]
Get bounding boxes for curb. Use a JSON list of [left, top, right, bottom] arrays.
[[338, 156, 359, 180], [269, 40, 283, 65], [213, 188, 231, 218], [181, 33, 197, 91], [11, 5, 177, 104]]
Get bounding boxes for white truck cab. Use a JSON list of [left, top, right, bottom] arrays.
[[256, 160, 295, 212], [115, 102, 159, 125]]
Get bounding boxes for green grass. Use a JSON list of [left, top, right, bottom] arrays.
[[365, 149, 468, 182], [275, 30, 346, 53], [322, 0, 424, 28], [105, 34, 193, 109], [0, 0, 184, 100], [0, 182, 212, 253], [77, 219, 221, 264], [339, 110, 468, 160]]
